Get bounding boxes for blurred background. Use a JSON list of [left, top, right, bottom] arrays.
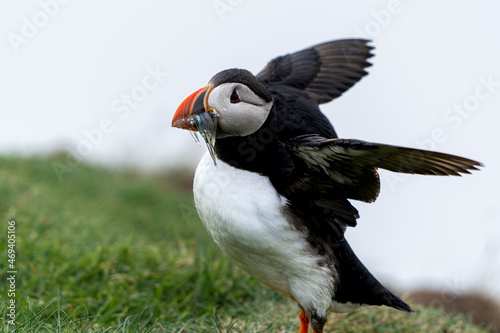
[[1, 0, 499, 325]]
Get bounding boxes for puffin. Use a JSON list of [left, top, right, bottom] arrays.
[[171, 39, 481, 333]]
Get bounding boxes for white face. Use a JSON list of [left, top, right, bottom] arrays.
[[207, 82, 273, 137]]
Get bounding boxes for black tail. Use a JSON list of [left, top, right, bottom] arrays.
[[333, 239, 413, 312]]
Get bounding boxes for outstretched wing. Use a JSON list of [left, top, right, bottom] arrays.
[[257, 39, 373, 105], [283, 134, 482, 233]]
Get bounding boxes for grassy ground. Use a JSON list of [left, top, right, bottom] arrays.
[[0, 156, 492, 332]]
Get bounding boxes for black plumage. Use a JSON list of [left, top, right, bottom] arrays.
[[213, 39, 479, 320], [257, 39, 373, 104], [173, 39, 482, 333]]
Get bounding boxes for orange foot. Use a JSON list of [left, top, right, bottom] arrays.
[[299, 311, 309, 333]]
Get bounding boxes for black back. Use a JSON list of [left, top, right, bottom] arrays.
[[213, 39, 412, 312]]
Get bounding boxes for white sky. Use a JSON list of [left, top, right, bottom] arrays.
[[1, 0, 499, 301]]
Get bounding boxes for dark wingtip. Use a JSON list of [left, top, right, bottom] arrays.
[[384, 294, 414, 313], [394, 303, 414, 313]]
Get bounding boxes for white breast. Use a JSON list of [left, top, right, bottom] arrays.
[[193, 153, 335, 316]]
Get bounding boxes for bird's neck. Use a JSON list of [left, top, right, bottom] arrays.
[[215, 109, 294, 179]]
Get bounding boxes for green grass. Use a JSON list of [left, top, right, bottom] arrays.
[[0, 155, 491, 332]]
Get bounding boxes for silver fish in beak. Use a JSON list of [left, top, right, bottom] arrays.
[[172, 85, 219, 165]]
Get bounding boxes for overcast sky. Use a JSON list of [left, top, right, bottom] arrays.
[[1, 0, 499, 301]]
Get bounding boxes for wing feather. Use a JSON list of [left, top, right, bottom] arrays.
[[257, 39, 373, 104], [281, 135, 482, 234], [287, 135, 482, 204]]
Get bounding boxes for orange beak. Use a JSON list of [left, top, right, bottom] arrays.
[[172, 85, 212, 131], [172, 85, 219, 165]]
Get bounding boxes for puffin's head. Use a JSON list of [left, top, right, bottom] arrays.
[[172, 69, 273, 164]]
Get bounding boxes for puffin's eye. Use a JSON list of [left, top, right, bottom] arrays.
[[230, 89, 241, 103]]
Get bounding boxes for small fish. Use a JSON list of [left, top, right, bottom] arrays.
[[191, 109, 219, 165]]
